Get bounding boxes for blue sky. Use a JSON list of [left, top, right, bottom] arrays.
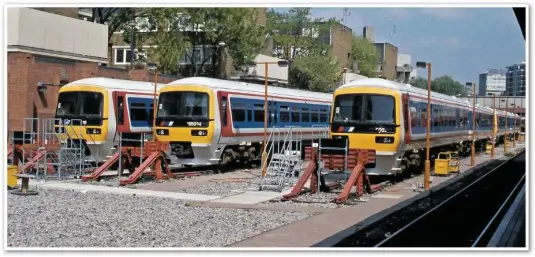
[[272, 7, 525, 83]]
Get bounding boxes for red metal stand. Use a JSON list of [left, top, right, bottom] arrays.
[[281, 146, 377, 203], [118, 141, 178, 186], [81, 151, 132, 182]]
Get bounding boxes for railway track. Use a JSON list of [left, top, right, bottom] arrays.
[[375, 151, 525, 247], [95, 161, 262, 182], [331, 150, 525, 247]]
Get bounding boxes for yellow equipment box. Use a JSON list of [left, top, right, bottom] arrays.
[[486, 143, 492, 154], [434, 152, 451, 176], [434, 152, 460, 176], [7, 165, 18, 188]]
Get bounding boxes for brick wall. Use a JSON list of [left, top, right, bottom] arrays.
[[382, 43, 398, 81], [330, 23, 357, 72], [7, 52, 181, 134]]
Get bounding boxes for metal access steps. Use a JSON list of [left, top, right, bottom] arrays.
[[259, 125, 329, 192]]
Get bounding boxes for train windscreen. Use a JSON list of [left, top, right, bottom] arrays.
[[331, 94, 396, 134], [55, 91, 104, 119], [333, 94, 395, 124], [157, 91, 209, 120]]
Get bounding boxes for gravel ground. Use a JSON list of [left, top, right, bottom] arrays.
[[175, 177, 263, 196], [265, 187, 359, 209], [7, 189, 310, 248]]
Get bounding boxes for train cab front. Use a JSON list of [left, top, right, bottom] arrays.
[[154, 86, 217, 166], [329, 87, 403, 176], [53, 87, 109, 162]]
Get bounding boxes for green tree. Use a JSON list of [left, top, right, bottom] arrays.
[[131, 8, 266, 76], [91, 8, 136, 66], [350, 36, 380, 78], [267, 8, 335, 59], [410, 77, 429, 90], [289, 53, 340, 92], [268, 8, 341, 91], [431, 75, 465, 96], [410, 76, 467, 96]]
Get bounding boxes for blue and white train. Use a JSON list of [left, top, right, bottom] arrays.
[[153, 77, 333, 166]]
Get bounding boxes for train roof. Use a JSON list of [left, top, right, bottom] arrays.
[[63, 77, 167, 92], [337, 78, 472, 107], [166, 77, 333, 101], [476, 104, 494, 114]]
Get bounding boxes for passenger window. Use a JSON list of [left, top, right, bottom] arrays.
[[253, 104, 264, 122], [302, 108, 310, 122], [148, 104, 154, 126], [280, 106, 290, 122], [130, 102, 148, 121], [291, 106, 300, 122], [311, 109, 319, 123], [231, 102, 246, 122]]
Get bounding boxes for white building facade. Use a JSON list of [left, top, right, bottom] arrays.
[[478, 69, 506, 96]]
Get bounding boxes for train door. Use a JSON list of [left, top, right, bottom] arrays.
[[402, 93, 412, 144], [112, 91, 129, 134], [217, 91, 232, 144]]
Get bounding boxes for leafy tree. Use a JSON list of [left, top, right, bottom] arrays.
[[410, 77, 429, 90], [91, 8, 130, 41], [431, 76, 466, 96], [410, 75, 467, 96], [350, 36, 380, 78], [289, 53, 341, 92], [268, 8, 341, 91], [267, 8, 335, 60], [91, 8, 136, 66], [131, 8, 266, 76]]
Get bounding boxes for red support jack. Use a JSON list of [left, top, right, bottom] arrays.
[[281, 145, 378, 203], [281, 148, 320, 201], [81, 151, 133, 182], [118, 141, 177, 186]]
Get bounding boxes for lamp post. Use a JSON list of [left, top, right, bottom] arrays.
[[504, 98, 508, 153], [416, 61, 431, 190], [513, 112, 516, 148], [256, 60, 289, 178], [151, 68, 158, 139], [491, 93, 496, 158], [217, 41, 226, 79], [129, 20, 137, 68], [466, 82, 476, 166]]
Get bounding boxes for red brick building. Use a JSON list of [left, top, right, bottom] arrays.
[[7, 8, 180, 135]]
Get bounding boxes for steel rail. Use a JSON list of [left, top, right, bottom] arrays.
[[374, 152, 523, 247], [471, 174, 525, 246]]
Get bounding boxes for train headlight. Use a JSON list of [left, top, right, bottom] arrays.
[[85, 128, 101, 134], [375, 136, 395, 144], [191, 130, 208, 136], [156, 129, 169, 136]]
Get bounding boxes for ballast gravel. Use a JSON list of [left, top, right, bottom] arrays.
[[7, 189, 310, 248], [175, 178, 263, 196]]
